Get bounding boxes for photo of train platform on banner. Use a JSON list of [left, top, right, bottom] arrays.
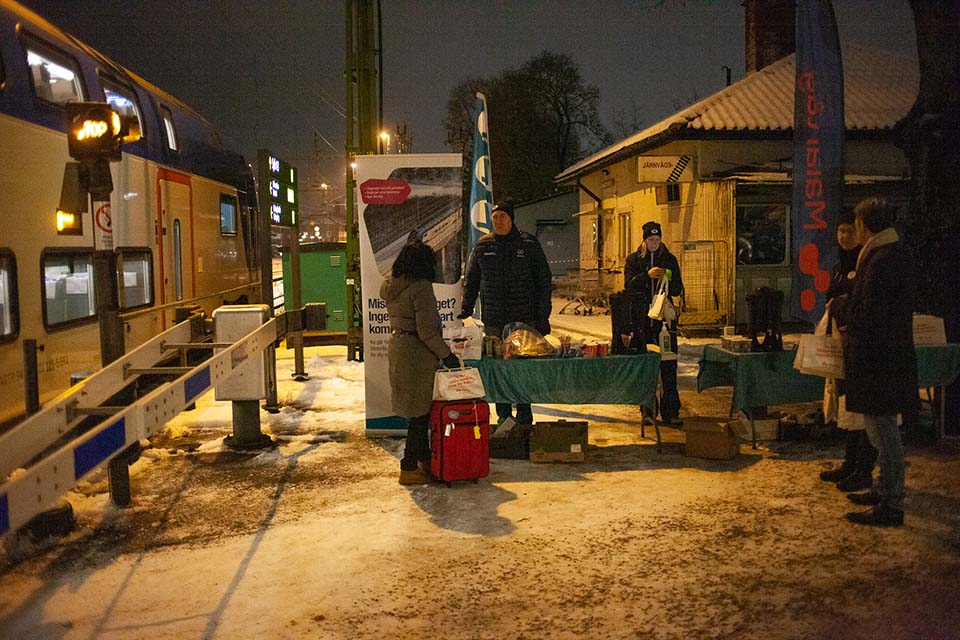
[[697, 343, 960, 444], [466, 353, 664, 449]]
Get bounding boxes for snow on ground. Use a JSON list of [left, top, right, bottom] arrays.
[[1, 316, 960, 639]]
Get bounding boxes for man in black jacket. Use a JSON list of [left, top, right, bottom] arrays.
[[623, 221, 684, 426], [459, 200, 552, 425]]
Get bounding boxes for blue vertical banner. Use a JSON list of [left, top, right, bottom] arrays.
[[468, 92, 493, 253], [791, 0, 845, 322]]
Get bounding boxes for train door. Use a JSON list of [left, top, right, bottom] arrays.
[[157, 169, 194, 319]]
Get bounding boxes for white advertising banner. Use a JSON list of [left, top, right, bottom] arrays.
[[357, 153, 464, 434]]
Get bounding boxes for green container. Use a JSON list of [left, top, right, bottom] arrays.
[[281, 242, 348, 333]]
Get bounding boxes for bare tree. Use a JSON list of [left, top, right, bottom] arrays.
[[444, 51, 612, 203]]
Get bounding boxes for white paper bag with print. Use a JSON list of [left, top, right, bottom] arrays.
[[444, 320, 483, 361], [433, 357, 485, 401], [794, 312, 844, 378]]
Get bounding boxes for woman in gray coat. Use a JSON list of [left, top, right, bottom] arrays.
[[381, 239, 460, 485]]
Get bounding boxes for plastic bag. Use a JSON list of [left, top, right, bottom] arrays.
[[501, 322, 557, 359]]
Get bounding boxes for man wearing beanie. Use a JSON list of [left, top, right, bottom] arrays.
[[623, 220, 684, 427], [459, 199, 552, 426]]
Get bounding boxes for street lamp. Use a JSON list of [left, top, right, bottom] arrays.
[[378, 131, 390, 154]]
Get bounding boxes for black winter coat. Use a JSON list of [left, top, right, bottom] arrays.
[[623, 245, 684, 303], [832, 241, 918, 415], [825, 246, 859, 302], [461, 226, 552, 335]]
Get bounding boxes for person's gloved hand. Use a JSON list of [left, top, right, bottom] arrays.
[[456, 312, 471, 320], [441, 353, 461, 369]]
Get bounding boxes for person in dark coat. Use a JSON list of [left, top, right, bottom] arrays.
[[381, 239, 461, 485], [819, 213, 878, 491], [623, 220, 684, 426], [459, 200, 552, 425], [832, 197, 918, 527]]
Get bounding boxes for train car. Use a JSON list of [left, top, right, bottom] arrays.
[[0, 0, 261, 426]]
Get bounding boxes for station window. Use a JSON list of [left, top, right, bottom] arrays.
[[736, 204, 788, 265], [25, 41, 83, 104], [42, 250, 96, 328], [160, 105, 178, 152], [220, 194, 238, 235], [0, 250, 19, 343], [117, 249, 153, 310], [102, 80, 143, 140]]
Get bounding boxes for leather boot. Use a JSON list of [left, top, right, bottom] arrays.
[[836, 472, 873, 492], [845, 502, 904, 527], [399, 467, 430, 485]]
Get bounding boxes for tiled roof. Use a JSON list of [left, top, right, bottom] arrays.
[[557, 45, 919, 181]]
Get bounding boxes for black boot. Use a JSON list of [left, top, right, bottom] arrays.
[[836, 471, 873, 492], [820, 430, 859, 482], [845, 502, 904, 527]]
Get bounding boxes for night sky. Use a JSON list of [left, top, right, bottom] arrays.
[[18, 0, 915, 191]]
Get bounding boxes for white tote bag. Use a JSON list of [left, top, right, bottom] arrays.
[[794, 311, 844, 379], [432, 356, 485, 401], [647, 278, 671, 320]]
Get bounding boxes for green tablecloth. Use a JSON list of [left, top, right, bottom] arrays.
[[916, 343, 960, 387], [467, 353, 661, 412], [697, 343, 960, 411], [697, 346, 823, 410]]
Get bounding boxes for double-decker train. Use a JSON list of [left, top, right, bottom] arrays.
[[0, 0, 261, 426]]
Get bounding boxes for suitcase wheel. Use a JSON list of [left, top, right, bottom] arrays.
[[472, 478, 479, 484], [446, 481, 453, 488]]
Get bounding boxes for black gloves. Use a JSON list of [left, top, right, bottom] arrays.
[[456, 312, 470, 320], [441, 353, 461, 369]]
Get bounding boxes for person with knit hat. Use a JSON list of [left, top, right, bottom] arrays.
[[459, 199, 552, 426], [623, 220, 684, 427]]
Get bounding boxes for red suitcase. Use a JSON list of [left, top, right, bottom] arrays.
[[429, 399, 490, 486]]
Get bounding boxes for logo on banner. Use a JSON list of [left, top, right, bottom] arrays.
[[359, 179, 411, 205]]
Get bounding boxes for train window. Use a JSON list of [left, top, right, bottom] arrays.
[[25, 43, 83, 104], [220, 194, 238, 236], [42, 250, 96, 328], [160, 105, 178, 152], [117, 249, 153, 310], [102, 80, 143, 140], [0, 250, 19, 343]]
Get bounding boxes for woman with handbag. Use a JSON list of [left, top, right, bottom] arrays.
[[623, 220, 684, 426], [381, 239, 461, 485], [819, 213, 878, 492]]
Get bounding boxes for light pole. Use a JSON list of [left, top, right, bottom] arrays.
[[378, 131, 390, 154]]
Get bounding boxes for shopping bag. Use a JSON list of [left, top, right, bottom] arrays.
[[432, 356, 485, 401], [794, 311, 844, 378], [836, 394, 866, 431], [795, 333, 844, 378], [647, 278, 670, 320], [445, 320, 483, 360]]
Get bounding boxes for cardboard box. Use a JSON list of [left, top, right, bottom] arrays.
[[529, 420, 588, 463], [684, 417, 741, 460]]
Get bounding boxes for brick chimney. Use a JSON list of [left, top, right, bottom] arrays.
[[744, 0, 796, 74]]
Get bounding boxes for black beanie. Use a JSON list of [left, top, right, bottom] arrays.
[[492, 201, 515, 221], [642, 220, 662, 240]]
